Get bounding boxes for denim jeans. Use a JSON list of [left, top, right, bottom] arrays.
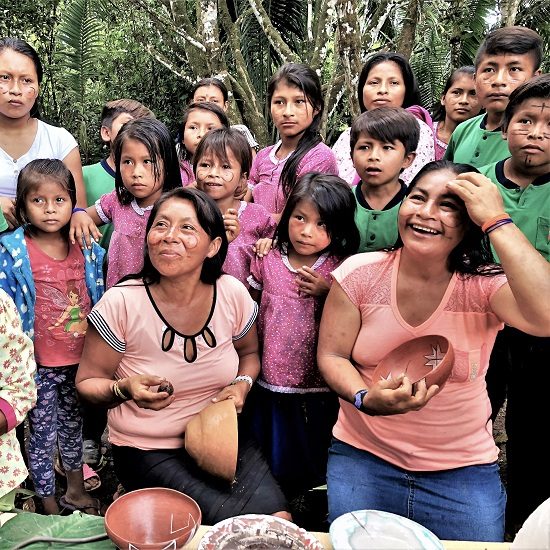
[[327, 438, 506, 542]]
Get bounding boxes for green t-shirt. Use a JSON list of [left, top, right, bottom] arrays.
[[445, 114, 511, 168], [0, 209, 8, 232], [83, 160, 115, 249], [353, 182, 406, 252], [480, 159, 550, 261]]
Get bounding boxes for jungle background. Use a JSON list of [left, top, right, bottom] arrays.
[[2, 0, 550, 164]]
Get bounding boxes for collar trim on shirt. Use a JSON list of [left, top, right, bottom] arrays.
[[479, 113, 502, 132], [496, 159, 550, 189], [131, 199, 154, 216], [355, 180, 407, 210], [280, 243, 330, 273], [268, 141, 293, 164], [100, 158, 116, 178]]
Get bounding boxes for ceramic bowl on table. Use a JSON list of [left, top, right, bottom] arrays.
[[198, 514, 324, 549], [330, 509, 444, 550], [104, 487, 201, 549], [372, 335, 454, 393]]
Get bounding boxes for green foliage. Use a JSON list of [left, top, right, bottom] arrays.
[[0, 511, 114, 549]]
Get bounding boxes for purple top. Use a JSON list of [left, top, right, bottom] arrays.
[[96, 190, 153, 288], [250, 141, 338, 214], [180, 161, 195, 186], [223, 201, 277, 286], [248, 247, 342, 392]]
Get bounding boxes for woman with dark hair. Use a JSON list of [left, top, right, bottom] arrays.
[[76, 187, 289, 523], [318, 160, 550, 542], [0, 37, 88, 228], [332, 51, 435, 186]]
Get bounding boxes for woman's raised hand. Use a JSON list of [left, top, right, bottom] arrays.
[[69, 210, 102, 249], [123, 374, 175, 410], [447, 172, 506, 227], [223, 208, 240, 243], [362, 375, 439, 416]]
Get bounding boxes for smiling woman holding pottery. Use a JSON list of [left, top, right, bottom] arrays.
[[76, 187, 289, 524], [318, 160, 550, 542]]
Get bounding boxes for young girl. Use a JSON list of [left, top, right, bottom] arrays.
[[194, 128, 276, 286], [71, 118, 182, 288], [0, 159, 105, 515], [246, 173, 359, 497], [250, 63, 338, 218], [177, 101, 229, 185], [332, 52, 435, 185], [432, 67, 481, 160]]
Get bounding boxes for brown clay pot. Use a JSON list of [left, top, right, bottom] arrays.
[[185, 399, 238, 483], [104, 487, 201, 549], [372, 335, 455, 391]]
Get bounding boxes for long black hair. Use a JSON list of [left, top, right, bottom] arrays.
[[275, 172, 359, 258], [0, 37, 43, 118], [118, 187, 228, 286], [357, 52, 421, 113], [113, 118, 182, 205], [268, 63, 324, 201], [394, 160, 503, 277]]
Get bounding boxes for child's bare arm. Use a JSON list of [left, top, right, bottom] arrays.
[[69, 206, 103, 248]]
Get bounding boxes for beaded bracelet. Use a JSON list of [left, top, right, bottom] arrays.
[[481, 213, 510, 233], [485, 218, 514, 235], [72, 207, 87, 214], [231, 375, 253, 389], [112, 380, 131, 400]]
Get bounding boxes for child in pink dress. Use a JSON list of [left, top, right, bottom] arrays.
[[71, 118, 182, 287], [246, 172, 359, 497], [194, 128, 276, 286], [177, 102, 229, 185], [249, 64, 338, 218]]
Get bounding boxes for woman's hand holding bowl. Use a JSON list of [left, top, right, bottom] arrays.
[[211, 382, 250, 414]]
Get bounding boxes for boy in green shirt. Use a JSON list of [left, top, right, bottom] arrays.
[[83, 99, 154, 249], [480, 74, 550, 535], [350, 107, 418, 252], [445, 26, 542, 167]]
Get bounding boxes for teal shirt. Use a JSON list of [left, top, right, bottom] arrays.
[[445, 114, 510, 168], [480, 159, 550, 261], [83, 160, 115, 249], [353, 181, 406, 252], [0, 209, 7, 233]]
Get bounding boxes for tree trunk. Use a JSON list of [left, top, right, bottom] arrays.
[[397, 0, 420, 59]]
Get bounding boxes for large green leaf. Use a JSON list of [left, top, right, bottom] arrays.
[[0, 512, 113, 549]]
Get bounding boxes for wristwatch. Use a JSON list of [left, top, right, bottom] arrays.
[[353, 389, 368, 411]]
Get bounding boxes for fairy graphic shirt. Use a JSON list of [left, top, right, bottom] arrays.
[[27, 239, 92, 367]]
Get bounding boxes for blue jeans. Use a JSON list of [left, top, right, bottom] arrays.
[[327, 439, 506, 542]]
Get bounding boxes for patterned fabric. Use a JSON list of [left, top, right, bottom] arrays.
[[433, 122, 448, 161], [250, 141, 338, 214], [96, 190, 152, 288], [27, 365, 82, 497], [0, 289, 36, 499], [223, 201, 277, 286], [248, 247, 342, 391], [0, 227, 105, 337], [332, 115, 436, 186]]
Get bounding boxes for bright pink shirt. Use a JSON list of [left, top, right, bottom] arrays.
[[250, 141, 338, 214], [96, 190, 153, 288], [223, 201, 276, 287], [332, 250, 507, 471], [249, 247, 342, 392], [88, 276, 257, 450], [27, 238, 91, 366]]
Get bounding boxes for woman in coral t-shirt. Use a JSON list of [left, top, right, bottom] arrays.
[[318, 160, 550, 542]]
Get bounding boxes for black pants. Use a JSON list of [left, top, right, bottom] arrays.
[[486, 326, 550, 532]]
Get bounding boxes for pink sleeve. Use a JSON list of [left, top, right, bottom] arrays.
[[97, 190, 118, 224], [247, 254, 264, 290], [331, 256, 367, 308], [332, 128, 357, 184], [259, 208, 277, 238], [297, 143, 338, 177], [484, 274, 508, 304], [249, 148, 266, 187], [222, 277, 258, 339]]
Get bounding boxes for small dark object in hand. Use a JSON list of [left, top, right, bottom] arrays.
[[158, 380, 174, 395]]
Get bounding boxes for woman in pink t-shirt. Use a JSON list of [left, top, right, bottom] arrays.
[[318, 160, 550, 542], [76, 187, 289, 524]]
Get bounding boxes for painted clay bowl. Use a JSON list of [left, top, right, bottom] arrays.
[[198, 514, 324, 549], [372, 335, 454, 391], [104, 487, 201, 549], [185, 399, 238, 482]]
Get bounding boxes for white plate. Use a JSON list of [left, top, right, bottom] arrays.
[[330, 510, 444, 550], [198, 513, 324, 549]]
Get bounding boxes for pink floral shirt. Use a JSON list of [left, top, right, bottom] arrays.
[[223, 201, 277, 286], [250, 141, 338, 214], [96, 190, 153, 288], [0, 290, 36, 498]]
